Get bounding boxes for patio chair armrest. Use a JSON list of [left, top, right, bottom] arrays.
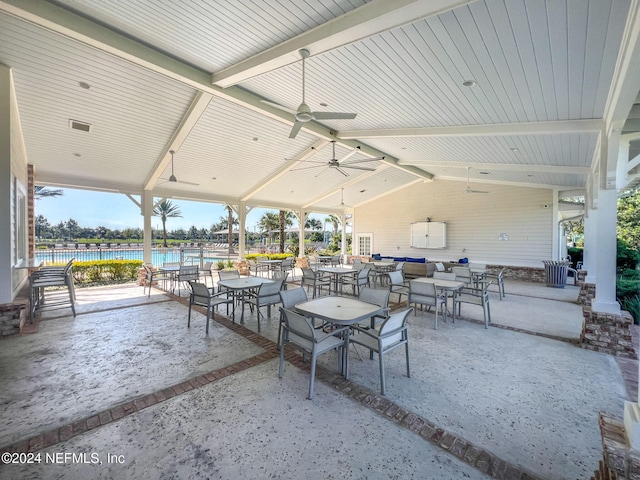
[[458, 288, 482, 297], [350, 325, 379, 339]]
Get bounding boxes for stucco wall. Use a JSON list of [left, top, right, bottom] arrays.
[[353, 178, 555, 268]]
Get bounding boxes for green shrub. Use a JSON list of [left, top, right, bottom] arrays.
[[216, 260, 226, 270], [245, 253, 294, 261], [567, 247, 583, 268], [618, 271, 640, 323], [620, 294, 640, 325], [72, 260, 143, 286]]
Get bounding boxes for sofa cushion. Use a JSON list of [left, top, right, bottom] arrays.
[[406, 257, 426, 263], [372, 253, 381, 260], [393, 257, 407, 262]]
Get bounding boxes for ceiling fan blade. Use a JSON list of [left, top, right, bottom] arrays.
[[289, 121, 304, 139], [336, 167, 349, 177], [261, 99, 296, 114], [339, 146, 360, 162], [291, 163, 326, 172], [314, 166, 329, 178], [341, 164, 376, 172], [312, 111, 357, 120], [291, 160, 330, 167], [159, 177, 200, 186], [464, 187, 488, 194]]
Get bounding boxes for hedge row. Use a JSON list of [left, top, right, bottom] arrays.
[[68, 260, 144, 285], [244, 253, 295, 261]]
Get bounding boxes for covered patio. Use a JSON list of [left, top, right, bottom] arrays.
[[2, 1, 640, 478], [0, 277, 629, 479]]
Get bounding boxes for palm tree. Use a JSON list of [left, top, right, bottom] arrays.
[[257, 212, 279, 244], [325, 215, 340, 236], [305, 217, 322, 231], [34, 185, 63, 199], [279, 210, 295, 253], [153, 200, 182, 247], [226, 205, 235, 254]]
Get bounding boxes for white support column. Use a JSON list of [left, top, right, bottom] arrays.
[[551, 189, 560, 260], [591, 186, 620, 314], [340, 215, 347, 261], [237, 203, 247, 259], [583, 204, 598, 284], [299, 210, 308, 258], [142, 190, 153, 265]]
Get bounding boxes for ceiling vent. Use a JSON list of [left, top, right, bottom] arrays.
[[69, 120, 92, 132]]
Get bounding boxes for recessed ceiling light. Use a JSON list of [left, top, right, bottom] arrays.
[[360, 189, 366, 193], [253, 137, 258, 141], [462, 80, 476, 87], [78, 81, 91, 89], [479, 171, 489, 175], [211, 177, 217, 180], [527, 174, 535, 177], [510, 147, 519, 152], [320, 102, 328, 107], [73, 153, 81, 157]]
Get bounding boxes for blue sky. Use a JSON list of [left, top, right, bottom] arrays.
[[35, 188, 328, 232]]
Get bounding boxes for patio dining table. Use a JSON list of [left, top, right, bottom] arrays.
[[257, 259, 282, 278], [412, 277, 465, 317], [366, 262, 396, 287], [317, 256, 333, 266], [470, 268, 488, 287], [295, 296, 384, 377], [218, 277, 273, 323], [318, 266, 357, 295], [159, 265, 181, 292]]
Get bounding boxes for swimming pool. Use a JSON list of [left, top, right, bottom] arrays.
[[35, 247, 232, 266]]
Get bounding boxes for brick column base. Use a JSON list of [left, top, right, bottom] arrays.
[[236, 260, 249, 276], [592, 413, 640, 480], [295, 257, 309, 269], [578, 276, 637, 359], [0, 303, 27, 336]]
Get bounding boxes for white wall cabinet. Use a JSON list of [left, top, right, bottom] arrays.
[[410, 222, 446, 249]]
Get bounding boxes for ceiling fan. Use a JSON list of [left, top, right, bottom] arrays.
[[336, 188, 352, 208], [291, 141, 383, 177], [264, 49, 357, 139], [160, 150, 199, 186], [464, 167, 488, 194]]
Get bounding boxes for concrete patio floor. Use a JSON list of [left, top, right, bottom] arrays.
[[0, 275, 631, 479]]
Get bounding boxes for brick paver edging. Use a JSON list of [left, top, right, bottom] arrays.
[[0, 348, 279, 456], [283, 350, 542, 480], [2, 290, 542, 480]]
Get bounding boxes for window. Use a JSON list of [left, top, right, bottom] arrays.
[[355, 233, 373, 256], [13, 177, 27, 264]]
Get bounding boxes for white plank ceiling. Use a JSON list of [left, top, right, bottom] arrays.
[[1, 0, 639, 214]]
